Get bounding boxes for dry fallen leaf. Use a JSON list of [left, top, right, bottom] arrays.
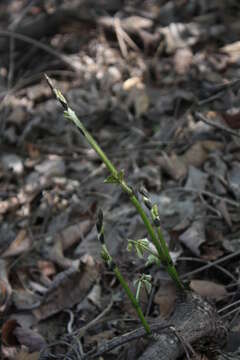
[[2, 229, 31, 258], [154, 282, 176, 318], [33, 254, 99, 320], [190, 280, 227, 300], [179, 220, 206, 256], [123, 77, 149, 117], [37, 260, 56, 278], [157, 152, 187, 180], [0, 259, 12, 313], [14, 326, 46, 352], [15, 350, 40, 360], [181, 141, 223, 169], [174, 47, 193, 75], [2, 319, 19, 347]]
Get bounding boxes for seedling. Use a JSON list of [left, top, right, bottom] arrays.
[[45, 75, 185, 332]]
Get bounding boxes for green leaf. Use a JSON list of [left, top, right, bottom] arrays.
[[146, 254, 160, 266], [144, 280, 152, 294], [127, 241, 133, 252], [136, 245, 144, 258]]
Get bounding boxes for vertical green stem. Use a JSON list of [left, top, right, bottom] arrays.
[[156, 227, 184, 289], [114, 266, 151, 334]]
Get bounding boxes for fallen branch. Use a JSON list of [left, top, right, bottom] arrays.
[[84, 292, 227, 360]]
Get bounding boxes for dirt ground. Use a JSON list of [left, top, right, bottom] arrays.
[[1, 1, 240, 359]]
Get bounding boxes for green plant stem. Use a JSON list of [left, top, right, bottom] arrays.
[[156, 227, 183, 289], [113, 266, 151, 334], [45, 76, 184, 290]]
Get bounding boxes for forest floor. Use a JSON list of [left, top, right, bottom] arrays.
[[1, 1, 240, 359]]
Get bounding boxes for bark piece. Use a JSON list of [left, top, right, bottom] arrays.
[[138, 292, 226, 360]]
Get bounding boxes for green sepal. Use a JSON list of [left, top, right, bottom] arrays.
[[104, 169, 125, 184], [104, 174, 119, 184]]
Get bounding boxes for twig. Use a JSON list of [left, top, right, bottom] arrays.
[[195, 112, 240, 138], [75, 299, 114, 338], [7, 0, 36, 88], [218, 298, 240, 314], [181, 249, 240, 280], [0, 30, 78, 72], [114, 16, 139, 58], [167, 187, 240, 208], [83, 322, 172, 359], [179, 257, 237, 282]]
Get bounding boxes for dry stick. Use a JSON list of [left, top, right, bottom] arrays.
[[195, 111, 240, 138], [220, 306, 240, 320], [84, 292, 226, 360], [181, 249, 240, 280], [7, 0, 36, 88], [45, 74, 184, 291], [75, 299, 114, 338], [179, 256, 237, 282], [0, 30, 78, 72], [167, 186, 240, 208], [197, 79, 240, 106], [218, 298, 240, 315], [83, 322, 172, 359]]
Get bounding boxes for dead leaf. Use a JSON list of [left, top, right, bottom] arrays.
[[87, 283, 101, 308], [85, 329, 114, 346], [158, 152, 187, 180], [123, 77, 149, 117], [190, 280, 227, 300], [123, 77, 142, 91], [181, 141, 222, 169], [26, 143, 40, 159], [134, 90, 149, 118], [174, 47, 193, 75], [2, 319, 19, 346], [217, 200, 232, 228], [33, 255, 99, 320], [8, 107, 28, 126], [37, 260, 56, 278], [154, 282, 176, 318], [48, 220, 91, 269], [222, 111, 240, 129], [185, 166, 208, 192], [0, 259, 12, 312], [49, 239, 80, 269], [2, 229, 31, 258], [12, 288, 41, 311], [221, 40, 240, 63], [179, 220, 206, 256], [57, 220, 91, 251], [1, 154, 24, 175], [201, 245, 223, 261], [14, 327, 46, 352], [15, 350, 39, 360]]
